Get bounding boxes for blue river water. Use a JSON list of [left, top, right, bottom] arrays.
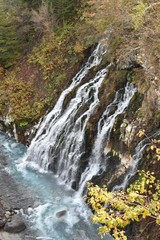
[[0, 132, 112, 240]]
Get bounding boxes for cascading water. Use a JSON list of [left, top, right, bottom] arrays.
[[0, 39, 116, 239], [78, 83, 136, 196], [0, 39, 117, 240], [0, 132, 111, 240], [113, 129, 160, 191], [24, 39, 111, 188], [112, 140, 148, 191], [55, 67, 110, 187], [28, 38, 108, 149], [0, 31, 157, 239]]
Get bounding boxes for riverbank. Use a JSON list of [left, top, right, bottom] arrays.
[[0, 152, 37, 240], [0, 132, 107, 240]]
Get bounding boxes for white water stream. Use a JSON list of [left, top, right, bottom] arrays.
[[0, 132, 112, 240], [0, 35, 151, 240], [0, 41, 113, 240], [113, 129, 160, 191], [78, 83, 136, 196], [26, 39, 108, 162], [112, 140, 148, 191], [24, 39, 111, 189]]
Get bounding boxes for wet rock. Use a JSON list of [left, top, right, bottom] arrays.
[[73, 230, 90, 240], [71, 181, 77, 190], [0, 208, 5, 218], [120, 120, 137, 147], [0, 219, 6, 228], [0, 170, 35, 210], [56, 210, 67, 218], [4, 215, 26, 233], [5, 211, 11, 219], [0, 154, 7, 166], [25, 236, 37, 240]]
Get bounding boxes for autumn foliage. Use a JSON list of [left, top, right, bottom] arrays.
[[86, 132, 160, 239], [86, 170, 160, 240]]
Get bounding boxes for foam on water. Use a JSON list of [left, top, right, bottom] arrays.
[[0, 132, 111, 240], [24, 39, 111, 189]]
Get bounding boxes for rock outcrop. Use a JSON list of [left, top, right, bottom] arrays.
[[4, 215, 26, 233]]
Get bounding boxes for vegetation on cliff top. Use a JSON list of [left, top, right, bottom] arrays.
[[0, 0, 20, 67], [0, 0, 159, 130], [0, 0, 100, 127]]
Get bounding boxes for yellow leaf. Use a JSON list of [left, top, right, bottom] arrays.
[[137, 129, 145, 138], [150, 145, 156, 151], [156, 148, 160, 155], [156, 155, 160, 161]]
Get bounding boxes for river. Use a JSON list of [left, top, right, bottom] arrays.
[[0, 132, 112, 240]]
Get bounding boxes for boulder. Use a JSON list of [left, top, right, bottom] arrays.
[[0, 219, 6, 228], [0, 154, 7, 166], [4, 214, 26, 233], [5, 210, 11, 219], [56, 210, 67, 218]]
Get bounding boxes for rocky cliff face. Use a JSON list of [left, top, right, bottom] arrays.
[[0, 1, 159, 239], [1, 30, 159, 178]]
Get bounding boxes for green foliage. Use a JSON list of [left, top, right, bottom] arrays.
[[0, 70, 44, 122], [130, 1, 148, 29], [22, 0, 41, 9], [0, 0, 88, 125], [28, 23, 83, 82], [0, 0, 20, 67], [0, 0, 36, 68], [86, 170, 160, 240], [24, 0, 78, 22], [19, 120, 28, 127], [137, 129, 160, 161], [48, 0, 78, 22], [86, 132, 160, 239]]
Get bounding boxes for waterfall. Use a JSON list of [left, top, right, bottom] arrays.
[[113, 129, 160, 191], [24, 39, 111, 188], [112, 140, 148, 191], [29, 39, 108, 148], [78, 83, 136, 196], [24, 37, 139, 195], [13, 123, 18, 141]]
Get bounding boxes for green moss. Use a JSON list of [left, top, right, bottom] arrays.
[[19, 120, 29, 127]]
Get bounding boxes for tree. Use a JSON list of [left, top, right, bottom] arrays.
[[23, 0, 78, 22], [86, 133, 160, 240], [48, 0, 78, 23], [86, 171, 160, 240], [0, 0, 20, 67], [22, 0, 41, 9]]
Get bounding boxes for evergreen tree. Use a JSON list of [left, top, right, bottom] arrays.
[[0, 0, 20, 67], [22, 0, 40, 9], [49, 0, 78, 22], [23, 0, 78, 23]]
